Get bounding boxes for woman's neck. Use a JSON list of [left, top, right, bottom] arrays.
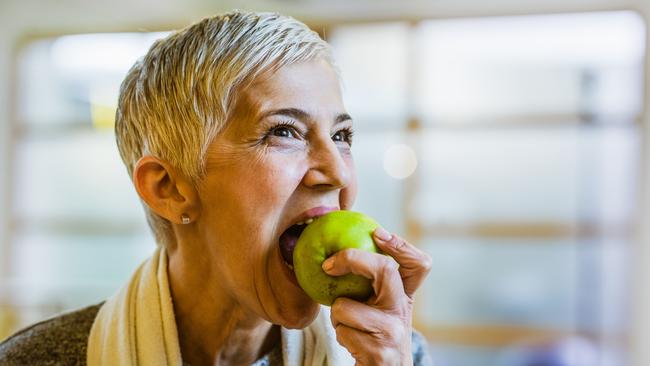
[[167, 245, 279, 366]]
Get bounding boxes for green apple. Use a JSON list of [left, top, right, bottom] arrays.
[[293, 210, 380, 306]]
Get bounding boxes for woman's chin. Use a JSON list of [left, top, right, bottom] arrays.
[[268, 245, 322, 328], [277, 301, 321, 329], [276, 284, 321, 328]]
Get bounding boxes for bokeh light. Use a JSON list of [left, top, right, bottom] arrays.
[[383, 143, 418, 179]]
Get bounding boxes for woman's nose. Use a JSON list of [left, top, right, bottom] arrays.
[[302, 139, 351, 190]]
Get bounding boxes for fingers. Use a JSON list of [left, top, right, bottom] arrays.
[[334, 323, 403, 366], [322, 229, 422, 365], [373, 228, 432, 298], [323, 227, 425, 366], [329, 297, 393, 332], [322, 249, 404, 306], [334, 324, 368, 362]]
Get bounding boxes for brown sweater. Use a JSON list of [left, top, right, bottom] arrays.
[[0, 303, 433, 365], [0, 303, 102, 366]]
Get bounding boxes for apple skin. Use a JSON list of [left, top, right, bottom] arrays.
[[293, 210, 380, 306]]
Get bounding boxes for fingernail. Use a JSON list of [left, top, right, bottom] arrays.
[[375, 227, 392, 242], [322, 257, 335, 272]]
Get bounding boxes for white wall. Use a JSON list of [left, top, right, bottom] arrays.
[[631, 2, 650, 366]]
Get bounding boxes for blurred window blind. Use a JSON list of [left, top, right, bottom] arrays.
[[4, 33, 168, 331], [1, 12, 645, 366], [328, 11, 645, 366]]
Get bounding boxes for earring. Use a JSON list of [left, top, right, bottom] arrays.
[[181, 214, 191, 224]]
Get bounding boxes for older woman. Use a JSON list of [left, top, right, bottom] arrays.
[[0, 11, 432, 366]]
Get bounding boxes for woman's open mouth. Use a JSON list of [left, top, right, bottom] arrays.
[[278, 207, 338, 271], [279, 221, 311, 270]]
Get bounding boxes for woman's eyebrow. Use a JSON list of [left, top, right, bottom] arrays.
[[258, 108, 352, 125], [335, 113, 353, 124], [259, 108, 310, 122]]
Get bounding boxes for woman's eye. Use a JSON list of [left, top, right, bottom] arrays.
[[272, 126, 293, 138], [332, 129, 353, 145], [268, 124, 299, 139]]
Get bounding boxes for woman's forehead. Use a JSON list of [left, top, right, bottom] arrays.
[[234, 61, 347, 126]]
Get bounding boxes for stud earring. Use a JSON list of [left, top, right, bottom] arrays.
[[181, 214, 191, 225]]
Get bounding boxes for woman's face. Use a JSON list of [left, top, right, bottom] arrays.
[[194, 59, 357, 328]]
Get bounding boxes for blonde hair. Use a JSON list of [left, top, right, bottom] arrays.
[[115, 11, 332, 246]]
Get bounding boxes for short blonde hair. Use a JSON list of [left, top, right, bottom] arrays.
[[115, 11, 332, 246]]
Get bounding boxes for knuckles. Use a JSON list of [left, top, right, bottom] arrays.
[[419, 252, 433, 274], [379, 256, 399, 276], [337, 248, 360, 264], [334, 325, 345, 344], [330, 298, 346, 318], [372, 347, 401, 366], [384, 317, 405, 336]]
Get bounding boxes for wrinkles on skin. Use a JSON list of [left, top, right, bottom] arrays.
[[169, 61, 356, 365], [251, 261, 273, 331], [200, 125, 314, 326], [202, 86, 271, 170], [203, 126, 269, 169]]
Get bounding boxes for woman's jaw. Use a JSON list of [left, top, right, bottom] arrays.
[[254, 202, 359, 329], [167, 60, 357, 345], [269, 239, 322, 328]]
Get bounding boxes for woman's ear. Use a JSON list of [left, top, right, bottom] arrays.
[[133, 156, 200, 224]]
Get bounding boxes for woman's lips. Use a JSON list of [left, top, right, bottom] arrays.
[[288, 206, 338, 229]]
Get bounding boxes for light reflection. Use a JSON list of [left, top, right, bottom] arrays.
[[383, 143, 417, 179]]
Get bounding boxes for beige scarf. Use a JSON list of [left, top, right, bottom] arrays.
[[87, 247, 353, 366]]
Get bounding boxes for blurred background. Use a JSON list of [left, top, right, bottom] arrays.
[[0, 0, 649, 365]]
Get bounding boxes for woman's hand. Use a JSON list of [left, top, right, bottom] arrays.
[[321, 227, 432, 366]]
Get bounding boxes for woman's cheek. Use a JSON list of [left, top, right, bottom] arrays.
[[341, 183, 357, 210], [337, 148, 356, 202], [269, 152, 308, 181]]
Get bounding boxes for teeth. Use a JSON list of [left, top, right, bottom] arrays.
[[293, 217, 316, 227]]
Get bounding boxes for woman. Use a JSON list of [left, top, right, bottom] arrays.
[[0, 11, 432, 365]]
